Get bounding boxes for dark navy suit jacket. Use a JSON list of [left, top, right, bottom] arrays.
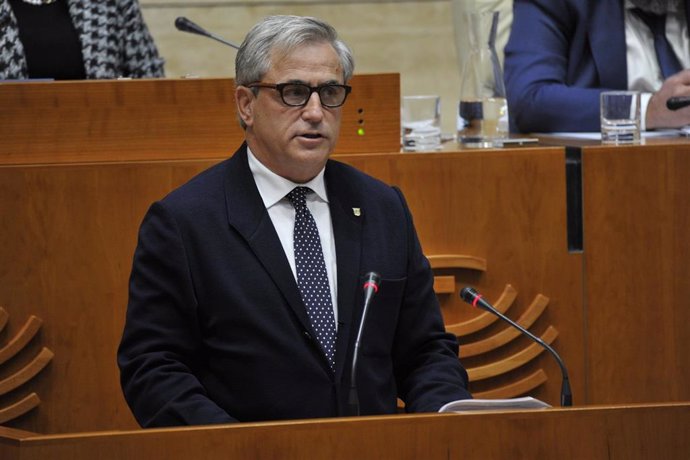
[[505, 0, 690, 132], [117, 144, 471, 427]]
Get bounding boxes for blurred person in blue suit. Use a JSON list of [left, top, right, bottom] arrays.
[[505, 0, 690, 133]]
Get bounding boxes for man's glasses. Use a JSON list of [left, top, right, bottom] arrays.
[[247, 82, 352, 108]]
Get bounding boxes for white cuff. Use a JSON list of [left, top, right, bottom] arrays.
[[640, 92, 652, 131]]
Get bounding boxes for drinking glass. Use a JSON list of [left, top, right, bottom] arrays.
[[401, 95, 442, 152], [600, 91, 641, 144]]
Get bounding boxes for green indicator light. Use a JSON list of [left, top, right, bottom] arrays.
[[357, 128, 365, 136]]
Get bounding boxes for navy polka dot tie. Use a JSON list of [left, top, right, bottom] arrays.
[[287, 187, 337, 371]]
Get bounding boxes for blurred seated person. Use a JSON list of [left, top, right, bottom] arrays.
[[504, 0, 690, 133], [0, 0, 164, 80]]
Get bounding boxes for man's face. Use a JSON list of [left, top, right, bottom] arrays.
[[236, 42, 345, 183]]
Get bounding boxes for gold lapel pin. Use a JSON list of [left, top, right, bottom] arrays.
[[352, 208, 361, 217]]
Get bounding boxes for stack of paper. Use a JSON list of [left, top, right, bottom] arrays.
[[438, 396, 551, 413]]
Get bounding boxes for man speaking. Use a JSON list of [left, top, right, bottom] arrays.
[[117, 15, 471, 427]]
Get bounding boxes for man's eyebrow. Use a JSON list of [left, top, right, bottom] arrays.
[[280, 79, 342, 85]]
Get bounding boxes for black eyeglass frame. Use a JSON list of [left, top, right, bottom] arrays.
[[247, 82, 352, 108]]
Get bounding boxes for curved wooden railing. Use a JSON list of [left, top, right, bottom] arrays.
[[427, 253, 559, 400], [0, 307, 54, 424]]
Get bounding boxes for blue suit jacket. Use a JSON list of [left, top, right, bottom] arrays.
[[505, 0, 690, 132], [117, 144, 471, 427]]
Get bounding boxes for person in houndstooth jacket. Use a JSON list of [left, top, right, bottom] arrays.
[[0, 0, 164, 79]]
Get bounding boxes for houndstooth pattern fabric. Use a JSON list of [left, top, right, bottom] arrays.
[[0, 0, 164, 79], [287, 187, 337, 372]]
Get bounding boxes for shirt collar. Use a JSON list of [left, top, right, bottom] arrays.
[[625, 0, 680, 14], [247, 147, 329, 209]]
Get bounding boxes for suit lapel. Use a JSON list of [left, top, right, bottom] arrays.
[[223, 145, 312, 332], [325, 163, 363, 381], [589, 0, 628, 89], [224, 150, 366, 378]]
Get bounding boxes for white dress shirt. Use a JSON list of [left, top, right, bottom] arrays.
[[625, 1, 690, 129], [247, 147, 339, 323]]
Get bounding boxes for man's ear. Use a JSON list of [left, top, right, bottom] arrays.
[[235, 86, 255, 127]]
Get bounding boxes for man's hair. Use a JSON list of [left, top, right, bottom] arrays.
[[235, 15, 355, 87]]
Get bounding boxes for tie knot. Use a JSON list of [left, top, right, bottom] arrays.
[[632, 8, 667, 34], [286, 186, 311, 210]]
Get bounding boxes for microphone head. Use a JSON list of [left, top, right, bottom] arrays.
[[174, 16, 241, 50], [175, 17, 207, 36], [459, 286, 479, 304], [460, 286, 494, 313], [364, 271, 381, 284], [363, 272, 381, 292]]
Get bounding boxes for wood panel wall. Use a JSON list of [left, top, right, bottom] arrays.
[[0, 147, 585, 434], [581, 142, 690, 403], [0, 74, 400, 165]]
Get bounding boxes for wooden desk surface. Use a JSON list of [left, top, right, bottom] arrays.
[[2, 403, 689, 460], [535, 132, 690, 148]]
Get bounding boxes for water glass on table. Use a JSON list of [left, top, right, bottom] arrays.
[[600, 91, 641, 144], [401, 95, 442, 152], [457, 97, 509, 148]]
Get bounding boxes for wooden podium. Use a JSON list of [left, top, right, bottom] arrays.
[[0, 147, 586, 434], [2, 403, 690, 459], [1, 77, 690, 457]]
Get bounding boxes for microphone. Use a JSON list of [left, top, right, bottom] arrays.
[[459, 286, 573, 407], [666, 96, 690, 111], [348, 272, 381, 416], [174, 17, 241, 50]]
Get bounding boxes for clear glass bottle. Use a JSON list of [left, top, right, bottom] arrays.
[[457, 10, 509, 148]]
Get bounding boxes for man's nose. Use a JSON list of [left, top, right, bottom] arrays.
[[301, 91, 325, 120]]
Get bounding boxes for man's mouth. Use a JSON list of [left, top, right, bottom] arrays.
[[300, 132, 323, 139]]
